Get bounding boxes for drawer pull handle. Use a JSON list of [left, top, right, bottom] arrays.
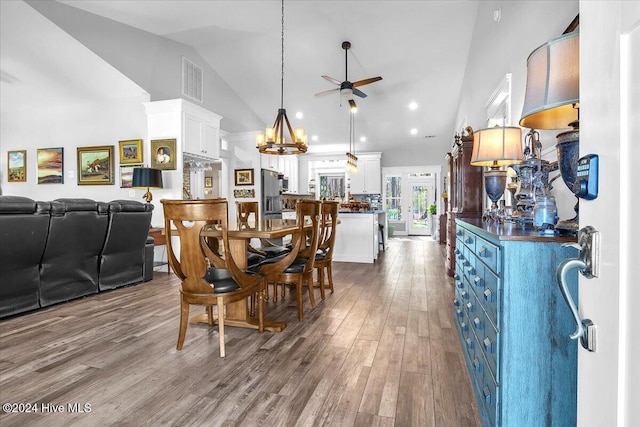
[[484, 337, 493, 353], [456, 230, 463, 236], [462, 259, 470, 266], [478, 246, 488, 257], [474, 276, 483, 287], [460, 321, 468, 331], [473, 317, 482, 329], [466, 266, 475, 275], [484, 288, 493, 302], [465, 237, 473, 244], [466, 302, 474, 312], [453, 298, 460, 307], [454, 249, 460, 255], [473, 358, 482, 372], [454, 273, 460, 280], [483, 386, 492, 404], [466, 337, 474, 349], [456, 280, 463, 289], [456, 308, 463, 318], [461, 290, 468, 299]]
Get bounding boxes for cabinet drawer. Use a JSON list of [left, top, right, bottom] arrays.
[[483, 319, 498, 378], [475, 235, 500, 275], [462, 228, 477, 253], [482, 366, 498, 427], [482, 268, 499, 328]]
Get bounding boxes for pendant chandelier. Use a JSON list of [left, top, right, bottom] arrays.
[[346, 111, 358, 174], [255, 0, 307, 155]]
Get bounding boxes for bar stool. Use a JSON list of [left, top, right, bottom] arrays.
[[378, 223, 385, 251]]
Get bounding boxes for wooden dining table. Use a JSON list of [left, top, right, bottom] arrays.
[[170, 218, 302, 333]]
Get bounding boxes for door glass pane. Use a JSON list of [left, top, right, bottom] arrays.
[[411, 184, 430, 231], [385, 176, 402, 220]]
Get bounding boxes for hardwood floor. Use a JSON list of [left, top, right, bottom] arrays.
[[0, 237, 481, 427]]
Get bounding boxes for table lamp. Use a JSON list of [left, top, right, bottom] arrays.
[[519, 30, 579, 233], [470, 126, 524, 221], [132, 167, 163, 203]]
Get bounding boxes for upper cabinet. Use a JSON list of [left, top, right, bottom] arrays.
[[145, 98, 222, 161], [349, 153, 381, 194]]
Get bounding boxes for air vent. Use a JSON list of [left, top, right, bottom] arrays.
[[182, 57, 203, 103]]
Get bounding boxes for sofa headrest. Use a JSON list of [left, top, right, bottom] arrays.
[[108, 199, 154, 213], [0, 196, 50, 214], [52, 198, 108, 214]]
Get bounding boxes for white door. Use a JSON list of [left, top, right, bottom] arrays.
[[577, 2, 639, 425], [406, 179, 435, 236]]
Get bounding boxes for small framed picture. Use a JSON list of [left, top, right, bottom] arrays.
[[8, 150, 27, 182], [77, 145, 114, 185], [151, 138, 177, 170], [120, 164, 142, 188], [205, 176, 213, 188], [118, 139, 143, 164], [37, 147, 64, 184], [234, 168, 254, 186]]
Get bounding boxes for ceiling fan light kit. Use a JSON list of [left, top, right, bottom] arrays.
[[346, 111, 358, 175], [315, 40, 382, 111], [256, 0, 307, 155]]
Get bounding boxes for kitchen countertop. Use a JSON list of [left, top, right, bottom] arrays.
[[338, 210, 386, 214]]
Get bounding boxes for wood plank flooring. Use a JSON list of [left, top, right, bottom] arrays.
[[0, 237, 481, 427]]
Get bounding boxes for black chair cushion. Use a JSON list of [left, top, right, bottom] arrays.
[[204, 267, 240, 293], [315, 251, 327, 261], [283, 258, 308, 274], [247, 252, 266, 267], [259, 245, 291, 258]]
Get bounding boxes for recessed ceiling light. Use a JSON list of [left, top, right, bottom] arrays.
[[410, 128, 418, 135], [295, 111, 303, 119], [360, 136, 367, 142], [311, 135, 318, 141], [409, 102, 418, 110]]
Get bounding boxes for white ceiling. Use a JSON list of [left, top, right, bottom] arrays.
[[2, 0, 480, 159]]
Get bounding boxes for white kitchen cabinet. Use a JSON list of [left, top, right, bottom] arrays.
[[184, 114, 220, 158], [349, 155, 381, 194], [333, 212, 379, 263]]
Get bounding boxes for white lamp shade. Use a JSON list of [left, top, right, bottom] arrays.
[[519, 31, 579, 129], [470, 127, 524, 167]]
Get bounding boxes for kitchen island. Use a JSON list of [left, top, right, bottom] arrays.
[[333, 211, 385, 263]]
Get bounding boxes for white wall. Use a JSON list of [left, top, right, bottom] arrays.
[[455, 0, 579, 219], [0, 94, 161, 203]]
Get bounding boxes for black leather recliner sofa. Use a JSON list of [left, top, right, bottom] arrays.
[[0, 196, 154, 318], [0, 196, 51, 318], [100, 200, 154, 291]]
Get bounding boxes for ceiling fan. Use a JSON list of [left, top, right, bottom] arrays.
[[315, 41, 382, 109]]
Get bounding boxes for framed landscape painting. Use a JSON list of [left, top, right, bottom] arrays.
[[120, 164, 141, 188], [77, 145, 114, 185], [8, 150, 26, 182], [37, 147, 64, 184], [119, 139, 143, 164]]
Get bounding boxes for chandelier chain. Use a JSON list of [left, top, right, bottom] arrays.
[[280, 0, 285, 109]]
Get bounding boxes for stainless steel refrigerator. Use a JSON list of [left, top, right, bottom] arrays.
[[261, 169, 282, 220]]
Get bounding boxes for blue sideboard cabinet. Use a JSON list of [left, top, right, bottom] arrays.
[[453, 219, 579, 426]]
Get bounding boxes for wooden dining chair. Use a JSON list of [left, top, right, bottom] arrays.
[[315, 200, 339, 300], [236, 201, 290, 259], [257, 199, 321, 321], [162, 199, 265, 357]]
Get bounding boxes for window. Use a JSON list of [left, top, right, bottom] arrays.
[[385, 176, 402, 220]]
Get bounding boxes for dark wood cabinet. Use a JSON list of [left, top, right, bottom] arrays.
[[445, 131, 483, 276]]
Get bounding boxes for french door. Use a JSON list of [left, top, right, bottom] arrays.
[[407, 179, 435, 235]]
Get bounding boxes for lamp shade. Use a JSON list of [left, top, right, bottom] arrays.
[[519, 31, 579, 129], [132, 168, 163, 189], [470, 126, 524, 167]]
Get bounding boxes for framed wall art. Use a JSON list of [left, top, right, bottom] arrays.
[[118, 139, 143, 164], [8, 150, 27, 182], [77, 145, 114, 185], [150, 138, 177, 170], [234, 168, 254, 186], [233, 189, 255, 198], [37, 147, 64, 184], [119, 164, 142, 188]]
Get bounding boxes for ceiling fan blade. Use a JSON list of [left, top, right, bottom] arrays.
[[322, 75, 342, 85], [353, 76, 383, 87], [353, 88, 367, 98], [315, 88, 340, 97]]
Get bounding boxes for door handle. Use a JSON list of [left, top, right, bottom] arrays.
[[556, 226, 599, 352]]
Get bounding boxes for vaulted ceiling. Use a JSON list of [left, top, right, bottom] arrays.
[[2, 1, 480, 162]]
